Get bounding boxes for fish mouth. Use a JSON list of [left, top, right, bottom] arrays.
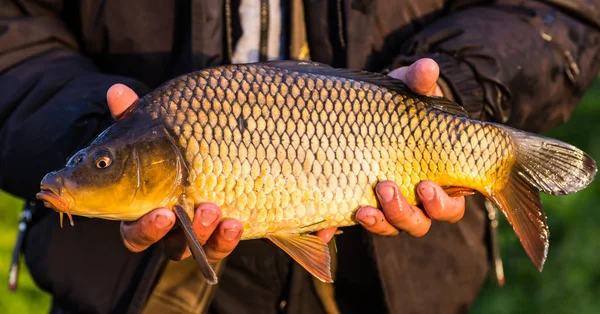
[[36, 185, 74, 227], [36, 185, 69, 211]]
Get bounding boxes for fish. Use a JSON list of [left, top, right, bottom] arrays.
[[36, 60, 597, 285]]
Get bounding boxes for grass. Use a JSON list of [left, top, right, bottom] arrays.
[[0, 78, 599, 313], [0, 192, 51, 312]]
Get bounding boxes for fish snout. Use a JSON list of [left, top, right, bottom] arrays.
[[40, 171, 64, 192], [37, 172, 70, 212]]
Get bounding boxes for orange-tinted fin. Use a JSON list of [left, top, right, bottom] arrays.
[[173, 204, 218, 285], [489, 124, 597, 271], [442, 186, 476, 198], [267, 233, 333, 283], [501, 124, 597, 195], [489, 170, 548, 271], [59, 212, 64, 228]]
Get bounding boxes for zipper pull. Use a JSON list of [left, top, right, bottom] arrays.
[[8, 201, 33, 292], [484, 199, 505, 286]]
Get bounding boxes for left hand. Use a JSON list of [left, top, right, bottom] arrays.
[[315, 58, 465, 242]]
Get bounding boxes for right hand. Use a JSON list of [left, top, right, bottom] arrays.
[[107, 84, 244, 262]]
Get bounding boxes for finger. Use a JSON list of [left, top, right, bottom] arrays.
[[417, 181, 466, 223], [120, 208, 176, 252], [376, 180, 432, 237], [315, 227, 337, 243], [162, 203, 222, 260], [106, 83, 139, 119], [387, 66, 409, 82], [191, 203, 223, 243], [387, 60, 443, 97], [356, 206, 400, 236], [204, 218, 243, 264], [404, 58, 440, 95]]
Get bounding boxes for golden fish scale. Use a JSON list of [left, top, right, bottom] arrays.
[[143, 64, 514, 239]]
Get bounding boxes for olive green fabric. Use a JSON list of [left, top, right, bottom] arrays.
[[142, 260, 224, 314]]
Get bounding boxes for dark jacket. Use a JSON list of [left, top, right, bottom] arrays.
[[1, 1, 599, 313]]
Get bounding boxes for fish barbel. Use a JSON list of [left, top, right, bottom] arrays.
[[36, 61, 597, 285]]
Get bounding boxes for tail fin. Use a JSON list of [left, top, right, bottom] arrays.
[[489, 126, 597, 271]]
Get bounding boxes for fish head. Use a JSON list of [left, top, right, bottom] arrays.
[[36, 112, 185, 223]]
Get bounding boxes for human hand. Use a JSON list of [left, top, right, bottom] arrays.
[[388, 58, 444, 96], [319, 58, 466, 240]]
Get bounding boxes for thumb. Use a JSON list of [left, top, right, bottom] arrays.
[[388, 58, 443, 96], [106, 84, 140, 119]]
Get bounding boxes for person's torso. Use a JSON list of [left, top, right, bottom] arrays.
[[60, 0, 448, 88]]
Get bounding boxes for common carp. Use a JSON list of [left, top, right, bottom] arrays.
[[36, 61, 597, 285]]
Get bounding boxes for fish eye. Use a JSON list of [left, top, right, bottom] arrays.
[[93, 150, 113, 169]]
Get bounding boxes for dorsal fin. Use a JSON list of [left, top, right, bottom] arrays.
[[425, 95, 469, 117], [263, 60, 468, 117]]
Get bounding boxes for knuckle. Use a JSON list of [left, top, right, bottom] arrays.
[[194, 229, 213, 245], [384, 204, 409, 226], [381, 226, 401, 237], [207, 257, 224, 264], [120, 223, 145, 252], [208, 239, 236, 255], [409, 229, 428, 238], [449, 203, 466, 223], [369, 219, 400, 237], [408, 220, 431, 237], [386, 211, 407, 226], [362, 222, 380, 234], [423, 199, 445, 220], [122, 236, 145, 253], [206, 248, 233, 264], [137, 227, 160, 244]]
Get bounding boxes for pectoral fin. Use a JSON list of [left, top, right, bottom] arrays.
[[267, 233, 333, 283], [173, 204, 218, 285]]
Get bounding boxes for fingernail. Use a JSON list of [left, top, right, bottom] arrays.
[[360, 215, 376, 227], [419, 185, 435, 201], [155, 214, 173, 229], [378, 185, 395, 202], [200, 208, 219, 227], [224, 228, 241, 241]]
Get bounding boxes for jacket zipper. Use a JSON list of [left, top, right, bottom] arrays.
[[485, 199, 505, 286], [336, 0, 346, 49], [225, 0, 233, 63], [259, 0, 269, 61]]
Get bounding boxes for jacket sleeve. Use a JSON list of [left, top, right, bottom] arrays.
[[0, 1, 149, 200], [389, 0, 600, 133]]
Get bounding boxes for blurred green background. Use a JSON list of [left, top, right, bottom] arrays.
[[1, 79, 599, 313]]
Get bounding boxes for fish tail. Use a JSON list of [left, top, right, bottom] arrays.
[[487, 125, 597, 271]]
